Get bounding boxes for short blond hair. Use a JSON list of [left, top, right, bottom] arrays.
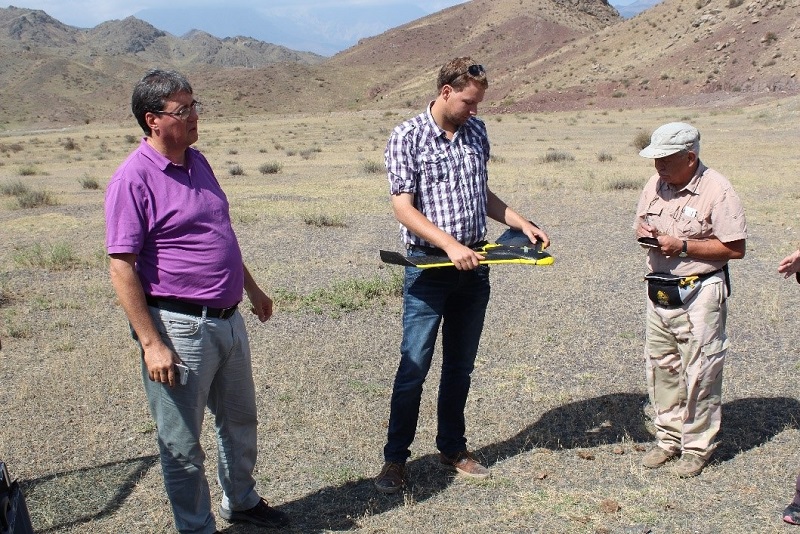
[[437, 57, 488, 92]]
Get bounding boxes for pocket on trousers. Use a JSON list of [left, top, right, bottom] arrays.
[[149, 308, 202, 338], [164, 317, 201, 337]]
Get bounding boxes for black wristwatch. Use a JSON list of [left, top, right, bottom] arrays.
[[678, 240, 688, 258]]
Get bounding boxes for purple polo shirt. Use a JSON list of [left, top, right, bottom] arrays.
[[105, 139, 244, 308]]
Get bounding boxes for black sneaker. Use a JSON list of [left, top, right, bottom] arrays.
[[218, 498, 289, 528]]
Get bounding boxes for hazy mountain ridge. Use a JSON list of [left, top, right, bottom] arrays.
[[0, 0, 797, 129], [135, 4, 431, 57], [0, 6, 325, 64], [615, 0, 663, 18]]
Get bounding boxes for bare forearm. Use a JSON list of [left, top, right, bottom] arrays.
[[679, 237, 745, 261], [109, 256, 165, 350], [486, 190, 550, 247], [243, 264, 273, 322]]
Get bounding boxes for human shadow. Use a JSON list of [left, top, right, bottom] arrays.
[[18, 454, 159, 533], [13, 395, 796, 532], [278, 393, 800, 532]]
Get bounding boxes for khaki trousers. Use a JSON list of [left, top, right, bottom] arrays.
[[644, 277, 728, 459]]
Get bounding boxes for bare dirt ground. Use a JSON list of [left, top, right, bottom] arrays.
[[1, 97, 800, 533]]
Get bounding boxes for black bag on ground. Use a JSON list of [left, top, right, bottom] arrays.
[[0, 462, 34, 534]]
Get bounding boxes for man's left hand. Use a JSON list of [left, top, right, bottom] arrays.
[[523, 222, 550, 249], [247, 288, 273, 322]]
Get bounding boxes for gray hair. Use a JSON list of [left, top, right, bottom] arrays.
[[131, 69, 193, 135], [688, 139, 700, 158]]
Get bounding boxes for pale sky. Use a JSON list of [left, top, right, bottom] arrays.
[[5, 1, 471, 28]]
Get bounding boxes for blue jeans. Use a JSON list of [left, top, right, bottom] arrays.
[[383, 258, 491, 463], [137, 307, 260, 534]]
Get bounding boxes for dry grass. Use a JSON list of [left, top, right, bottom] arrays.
[[1, 96, 800, 533]]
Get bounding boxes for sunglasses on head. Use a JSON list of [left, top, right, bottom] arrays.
[[445, 64, 486, 86]]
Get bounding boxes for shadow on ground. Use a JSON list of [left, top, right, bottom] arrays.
[[17, 394, 800, 532], [278, 393, 800, 532], [20, 454, 159, 533]]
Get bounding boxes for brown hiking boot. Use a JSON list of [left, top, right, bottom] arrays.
[[374, 461, 405, 494], [641, 446, 679, 469], [673, 453, 707, 478], [439, 451, 490, 479]]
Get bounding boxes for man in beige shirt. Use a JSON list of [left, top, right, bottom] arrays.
[[777, 249, 800, 524], [634, 122, 747, 478]]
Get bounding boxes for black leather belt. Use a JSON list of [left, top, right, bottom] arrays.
[[407, 244, 446, 255], [145, 296, 238, 319], [407, 241, 487, 255]]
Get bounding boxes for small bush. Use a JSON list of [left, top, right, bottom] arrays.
[[727, 0, 744, 7], [763, 31, 778, 44], [604, 179, 642, 191], [259, 162, 282, 175], [17, 189, 57, 208], [300, 147, 321, 160], [540, 150, 575, 163], [362, 160, 384, 174], [124, 134, 138, 144], [12, 241, 79, 270], [62, 137, 79, 151], [0, 143, 24, 154], [0, 180, 30, 196], [78, 175, 100, 190], [229, 164, 245, 176], [303, 214, 347, 228], [633, 130, 651, 150], [612, 90, 626, 98], [597, 152, 614, 162], [18, 165, 37, 176]]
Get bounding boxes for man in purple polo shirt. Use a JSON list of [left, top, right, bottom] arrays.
[[105, 69, 288, 533]]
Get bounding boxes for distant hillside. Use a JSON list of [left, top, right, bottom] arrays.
[[324, 0, 623, 111], [493, 0, 800, 112], [0, 0, 797, 130], [318, 0, 798, 113], [0, 6, 325, 128]]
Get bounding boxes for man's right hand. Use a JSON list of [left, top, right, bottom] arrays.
[[444, 242, 484, 270], [778, 249, 800, 278], [143, 342, 180, 387], [636, 222, 658, 239]]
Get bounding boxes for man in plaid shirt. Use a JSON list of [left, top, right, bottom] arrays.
[[375, 56, 550, 494]]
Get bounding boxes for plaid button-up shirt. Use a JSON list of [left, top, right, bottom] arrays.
[[385, 104, 490, 247]]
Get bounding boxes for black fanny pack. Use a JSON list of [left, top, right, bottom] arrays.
[[644, 267, 725, 307]]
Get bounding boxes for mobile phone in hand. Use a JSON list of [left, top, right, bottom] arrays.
[[174, 363, 189, 386], [637, 236, 660, 248]]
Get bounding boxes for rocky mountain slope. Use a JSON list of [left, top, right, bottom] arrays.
[[0, 0, 797, 129]]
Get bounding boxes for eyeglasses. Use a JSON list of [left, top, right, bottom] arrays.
[[445, 64, 486, 86], [151, 100, 201, 121]]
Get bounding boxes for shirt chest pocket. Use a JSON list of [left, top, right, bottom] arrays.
[[674, 206, 710, 238], [461, 145, 486, 177], [420, 152, 452, 183]]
